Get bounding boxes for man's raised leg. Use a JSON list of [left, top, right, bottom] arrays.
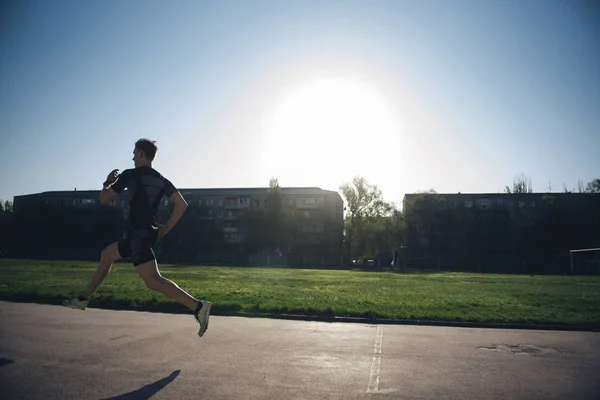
[[136, 259, 199, 311], [136, 259, 211, 337]]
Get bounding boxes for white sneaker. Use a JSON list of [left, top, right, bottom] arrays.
[[194, 301, 211, 337], [63, 297, 88, 310]]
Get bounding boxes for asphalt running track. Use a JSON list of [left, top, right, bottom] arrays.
[[0, 301, 599, 399]]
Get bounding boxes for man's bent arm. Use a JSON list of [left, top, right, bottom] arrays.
[[99, 185, 118, 206], [100, 169, 123, 206], [164, 191, 188, 233]]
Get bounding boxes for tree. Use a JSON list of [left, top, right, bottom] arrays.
[[504, 173, 533, 194], [339, 176, 391, 264], [160, 204, 224, 263], [375, 206, 407, 267], [0, 200, 14, 256], [239, 177, 292, 265], [1, 200, 12, 214], [563, 182, 572, 194], [585, 178, 600, 193], [265, 177, 291, 256], [240, 207, 269, 254], [402, 190, 444, 259]]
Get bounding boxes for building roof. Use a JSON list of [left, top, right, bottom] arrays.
[[403, 192, 600, 198], [15, 187, 341, 199], [179, 187, 339, 196], [14, 190, 100, 199]]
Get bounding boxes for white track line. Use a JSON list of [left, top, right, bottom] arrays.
[[367, 325, 383, 394]]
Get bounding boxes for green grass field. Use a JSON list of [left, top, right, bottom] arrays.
[[1, 259, 599, 328]]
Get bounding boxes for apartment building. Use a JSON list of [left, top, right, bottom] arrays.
[[13, 186, 344, 266], [402, 192, 600, 271]]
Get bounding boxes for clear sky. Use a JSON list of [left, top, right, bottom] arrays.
[[1, 0, 599, 206]]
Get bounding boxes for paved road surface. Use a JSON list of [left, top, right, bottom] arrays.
[[0, 301, 598, 399]]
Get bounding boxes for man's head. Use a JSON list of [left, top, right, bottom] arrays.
[[133, 138, 158, 167]]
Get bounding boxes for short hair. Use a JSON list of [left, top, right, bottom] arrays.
[[135, 139, 158, 161]]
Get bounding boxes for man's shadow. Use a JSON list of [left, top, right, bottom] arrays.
[[103, 369, 181, 400], [0, 357, 14, 367]]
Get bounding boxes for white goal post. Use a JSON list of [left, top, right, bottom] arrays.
[[570, 248, 600, 274]]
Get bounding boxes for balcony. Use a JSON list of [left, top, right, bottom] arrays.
[[72, 198, 98, 207], [296, 197, 324, 209], [294, 233, 323, 244], [299, 223, 324, 233], [223, 210, 238, 220], [225, 232, 246, 243], [224, 198, 251, 209]]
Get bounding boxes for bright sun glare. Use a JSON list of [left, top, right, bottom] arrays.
[[261, 78, 400, 191]]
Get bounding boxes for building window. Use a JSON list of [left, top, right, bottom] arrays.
[[254, 199, 260, 206], [477, 198, 492, 208], [299, 198, 318, 205]]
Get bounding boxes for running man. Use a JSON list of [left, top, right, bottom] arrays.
[[63, 139, 211, 338]]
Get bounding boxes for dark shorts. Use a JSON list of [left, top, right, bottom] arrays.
[[117, 227, 159, 267]]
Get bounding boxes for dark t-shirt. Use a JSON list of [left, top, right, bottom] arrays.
[[111, 166, 177, 229]]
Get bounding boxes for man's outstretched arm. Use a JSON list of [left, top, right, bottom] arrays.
[[159, 191, 188, 237]]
